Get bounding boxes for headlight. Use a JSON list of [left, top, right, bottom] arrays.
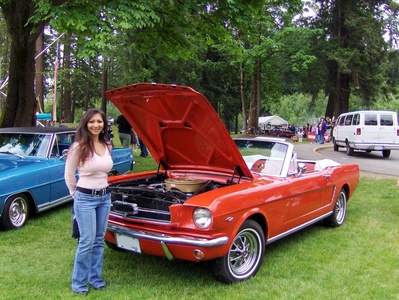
[[193, 208, 212, 229]]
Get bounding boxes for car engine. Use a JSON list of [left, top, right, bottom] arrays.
[[109, 175, 222, 222]]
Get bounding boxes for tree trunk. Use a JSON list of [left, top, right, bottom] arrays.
[[84, 59, 91, 112], [0, 1, 44, 127], [63, 34, 73, 122], [256, 56, 261, 118], [325, 93, 335, 119], [240, 61, 247, 131], [238, 28, 248, 132], [336, 73, 350, 115], [101, 59, 108, 114], [328, 0, 351, 117], [35, 30, 44, 113], [248, 71, 257, 128]]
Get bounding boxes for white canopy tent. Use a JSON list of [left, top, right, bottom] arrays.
[[258, 116, 288, 129]]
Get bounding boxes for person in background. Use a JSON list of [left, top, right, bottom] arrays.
[[318, 117, 327, 144], [138, 136, 148, 157], [298, 127, 304, 142], [107, 120, 114, 148], [116, 115, 131, 148], [59, 119, 68, 127], [310, 124, 317, 144], [64, 108, 113, 295], [130, 129, 138, 152], [329, 117, 335, 138]]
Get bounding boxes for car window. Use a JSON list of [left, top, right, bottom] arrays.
[[352, 114, 360, 125], [364, 114, 378, 126], [51, 133, 76, 157], [0, 133, 49, 157], [338, 116, 345, 126], [36, 135, 51, 157], [344, 115, 353, 126], [380, 114, 393, 126]]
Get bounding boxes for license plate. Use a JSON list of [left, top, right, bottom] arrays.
[[115, 233, 141, 253]]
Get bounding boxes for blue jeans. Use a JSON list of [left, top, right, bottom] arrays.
[[319, 133, 324, 144], [72, 191, 111, 293], [138, 137, 148, 157]]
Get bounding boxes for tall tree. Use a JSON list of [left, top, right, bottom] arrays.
[[310, 0, 399, 118], [239, 1, 319, 129], [0, 0, 63, 126], [0, 0, 159, 127]]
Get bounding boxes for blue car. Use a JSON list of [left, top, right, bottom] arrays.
[[0, 127, 133, 230]]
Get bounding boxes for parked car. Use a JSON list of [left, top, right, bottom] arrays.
[[104, 83, 360, 283], [0, 126, 134, 230], [332, 110, 399, 157], [264, 126, 295, 138]]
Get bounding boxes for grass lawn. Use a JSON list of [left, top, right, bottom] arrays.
[[1, 134, 398, 299]]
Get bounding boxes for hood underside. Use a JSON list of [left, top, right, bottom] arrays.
[[106, 83, 252, 178]]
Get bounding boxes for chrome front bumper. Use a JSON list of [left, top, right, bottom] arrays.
[[107, 223, 229, 248]]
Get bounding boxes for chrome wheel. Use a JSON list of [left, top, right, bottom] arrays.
[[0, 195, 29, 230], [211, 220, 265, 283], [229, 229, 261, 276]]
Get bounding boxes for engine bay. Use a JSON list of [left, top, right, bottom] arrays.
[[108, 174, 224, 222]]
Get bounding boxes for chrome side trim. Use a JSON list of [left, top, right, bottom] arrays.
[[266, 212, 332, 244], [107, 223, 229, 247], [36, 195, 72, 212]]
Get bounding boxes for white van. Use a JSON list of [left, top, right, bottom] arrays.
[[332, 110, 399, 157]]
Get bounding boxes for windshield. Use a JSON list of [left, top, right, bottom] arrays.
[[234, 139, 289, 176], [0, 133, 51, 157]]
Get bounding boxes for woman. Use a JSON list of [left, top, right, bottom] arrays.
[[64, 108, 113, 295]]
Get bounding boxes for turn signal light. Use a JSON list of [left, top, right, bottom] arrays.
[[356, 128, 361, 135], [193, 249, 205, 260]]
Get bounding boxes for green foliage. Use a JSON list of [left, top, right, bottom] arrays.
[[1, 0, 398, 128], [269, 92, 328, 125], [306, 0, 399, 115], [32, 0, 160, 58]]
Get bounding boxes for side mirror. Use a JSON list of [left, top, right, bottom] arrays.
[[297, 162, 307, 176], [61, 149, 68, 159]]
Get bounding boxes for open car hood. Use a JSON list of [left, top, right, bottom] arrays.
[[106, 83, 252, 178]]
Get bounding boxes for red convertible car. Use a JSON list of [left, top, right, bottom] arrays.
[[104, 83, 360, 283]]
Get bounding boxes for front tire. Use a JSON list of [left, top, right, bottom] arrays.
[[324, 188, 347, 227], [333, 139, 339, 151], [0, 194, 29, 230], [211, 220, 265, 283]]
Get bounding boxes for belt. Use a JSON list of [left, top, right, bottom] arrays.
[[76, 186, 110, 196]]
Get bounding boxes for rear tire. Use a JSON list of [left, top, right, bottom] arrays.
[[0, 194, 29, 230], [382, 150, 391, 158], [211, 220, 265, 283], [346, 142, 354, 156]]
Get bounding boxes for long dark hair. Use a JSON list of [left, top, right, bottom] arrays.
[[73, 108, 111, 165]]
